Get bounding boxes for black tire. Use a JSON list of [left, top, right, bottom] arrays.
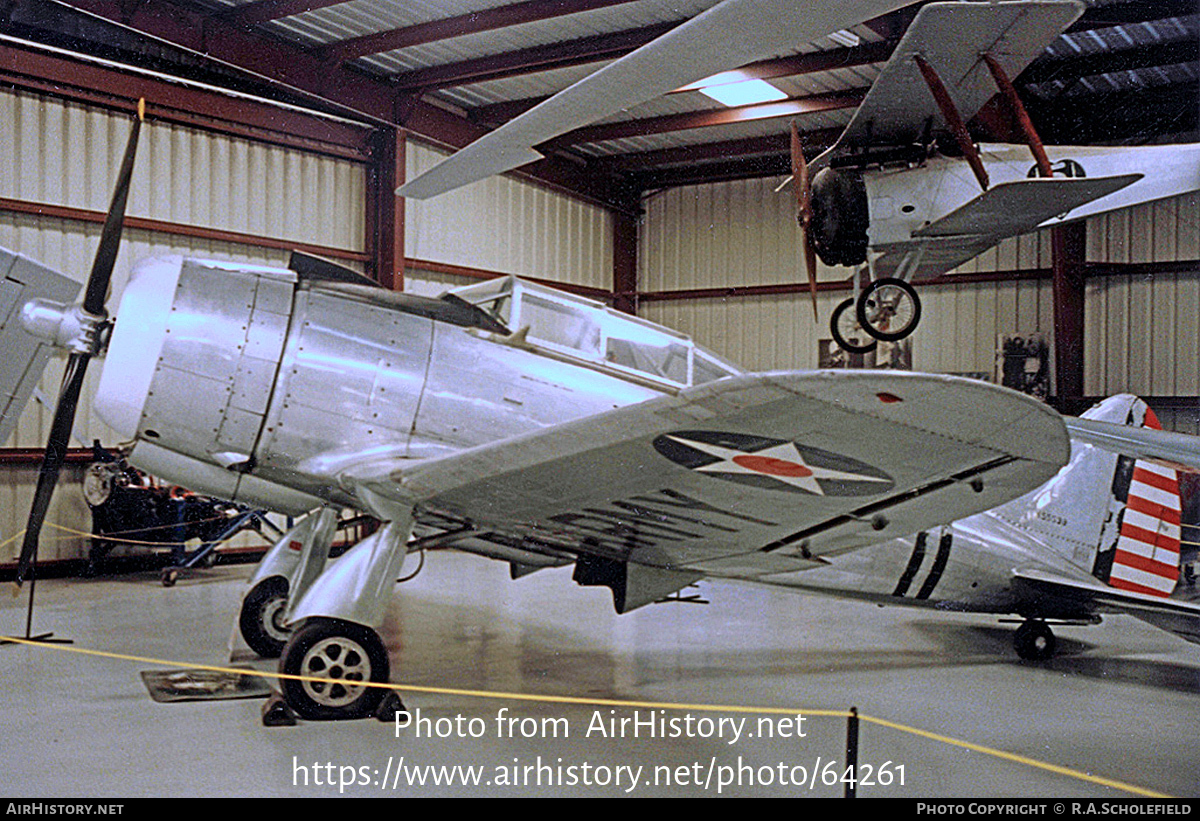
[[830, 297, 878, 354], [1014, 620, 1056, 661], [856, 277, 921, 342], [239, 577, 292, 658], [279, 618, 390, 720]]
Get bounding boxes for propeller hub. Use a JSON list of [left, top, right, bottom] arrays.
[[20, 298, 109, 355]]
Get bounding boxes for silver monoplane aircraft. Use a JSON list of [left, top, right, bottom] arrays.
[[4, 0, 1200, 723]]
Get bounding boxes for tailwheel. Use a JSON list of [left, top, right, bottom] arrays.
[[1013, 619, 1056, 661], [280, 618, 390, 720], [239, 577, 292, 658], [830, 297, 878, 354], [856, 277, 921, 342]]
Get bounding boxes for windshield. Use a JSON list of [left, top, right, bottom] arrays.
[[450, 276, 740, 387]]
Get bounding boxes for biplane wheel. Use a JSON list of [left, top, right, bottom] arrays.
[[239, 577, 292, 658], [830, 298, 878, 354], [280, 618, 390, 720], [1013, 620, 1056, 661], [856, 277, 921, 342]]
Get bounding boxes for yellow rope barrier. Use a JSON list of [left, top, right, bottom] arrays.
[[0, 633, 1171, 798]]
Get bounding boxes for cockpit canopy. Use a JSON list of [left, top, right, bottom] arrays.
[[450, 276, 741, 388]]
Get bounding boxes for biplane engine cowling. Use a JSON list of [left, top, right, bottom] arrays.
[[808, 167, 869, 268]]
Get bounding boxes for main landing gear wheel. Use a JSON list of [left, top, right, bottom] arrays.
[[1013, 620, 1056, 661], [239, 577, 292, 658], [830, 298, 878, 354], [856, 277, 921, 342], [279, 618, 390, 720]]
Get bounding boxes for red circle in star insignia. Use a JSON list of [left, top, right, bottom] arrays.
[[732, 454, 813, 477]]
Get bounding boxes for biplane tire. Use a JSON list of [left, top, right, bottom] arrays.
[[280, 618, 390, 720], [830, 298, 878, 354], [1013, 620, 1056, 661], [239, 576, 292, 658], [856, 278, 921, 342]]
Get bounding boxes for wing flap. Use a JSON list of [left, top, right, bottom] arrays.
[[354, 371, 1068, 569], [0, 248, 81, 446]]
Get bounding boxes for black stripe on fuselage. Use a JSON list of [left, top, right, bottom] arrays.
[[892, 531, 928, 597], [915, 531, 953, 600]]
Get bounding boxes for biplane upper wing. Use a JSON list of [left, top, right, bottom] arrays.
[[348, 371, 1068, 577], [397, 0, 912, 200], [821, 0, 1084, 160]]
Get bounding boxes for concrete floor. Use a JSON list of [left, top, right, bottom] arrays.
[[1, 550, 1198, 798]]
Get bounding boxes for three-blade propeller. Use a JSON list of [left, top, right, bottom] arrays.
[[15, 100, 144, 586], [790, 122, 819, 321]]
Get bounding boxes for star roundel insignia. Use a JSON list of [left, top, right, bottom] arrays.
[[652, 431, 894, 496]]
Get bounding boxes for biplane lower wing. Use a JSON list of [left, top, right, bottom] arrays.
[[871, 174, 1142, 282], [351, 371, 1069, 575]]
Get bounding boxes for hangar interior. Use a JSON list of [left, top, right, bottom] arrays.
[[1, 0, 1198, 799]]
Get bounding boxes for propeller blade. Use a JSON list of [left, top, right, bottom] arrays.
[[15, 354, 90, 584], [791, 123, 818, 322], [83, 99, 144, 315], [15, 100, 144, 585]]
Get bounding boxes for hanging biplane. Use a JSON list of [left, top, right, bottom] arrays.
[[400, 0, 1200, 352], [3, 0, 1199, 723]]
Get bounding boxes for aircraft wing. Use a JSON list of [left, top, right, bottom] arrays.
[[0, 248, 81, 446], [398, 0, 913, 200], [869, 174, 1141, 282], [347, 371, 1068, 577], [1064, 416, 1200, 474], [1012, 568, 1200, 646], [823, 0, 1084, 159]]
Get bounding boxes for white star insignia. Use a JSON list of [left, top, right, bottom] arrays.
[[666, 435, 891, 496]]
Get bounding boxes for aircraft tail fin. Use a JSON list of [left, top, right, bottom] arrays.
[[1093, 404, 1183, 598], [0, 247, 81, 446]]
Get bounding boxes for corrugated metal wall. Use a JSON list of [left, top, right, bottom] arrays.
[[639, 177, 1200, 395], [405, 141, 613, 290], [0, 88, 367, 564]]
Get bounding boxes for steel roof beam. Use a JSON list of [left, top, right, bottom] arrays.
[[220, 1, 349, 27], [319, 0, 642, 64], [390, 21, 678, 91]]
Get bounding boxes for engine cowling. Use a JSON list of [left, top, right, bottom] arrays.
[[809, 167, 869, 268]]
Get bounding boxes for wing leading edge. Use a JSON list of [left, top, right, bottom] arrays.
[[398, 0, 914, 200], [348, 371, 1068, 577]]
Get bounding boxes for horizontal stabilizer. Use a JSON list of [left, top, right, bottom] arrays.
[[914, 175, 1141, 239], [1065, 416, 1200, 473], [0, 248, 81, 446], [1012, 568, 1200, 645]]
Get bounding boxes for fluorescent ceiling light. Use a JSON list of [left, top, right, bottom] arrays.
[[828, 29, 860, 47], [697, 79, 787, 107]]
